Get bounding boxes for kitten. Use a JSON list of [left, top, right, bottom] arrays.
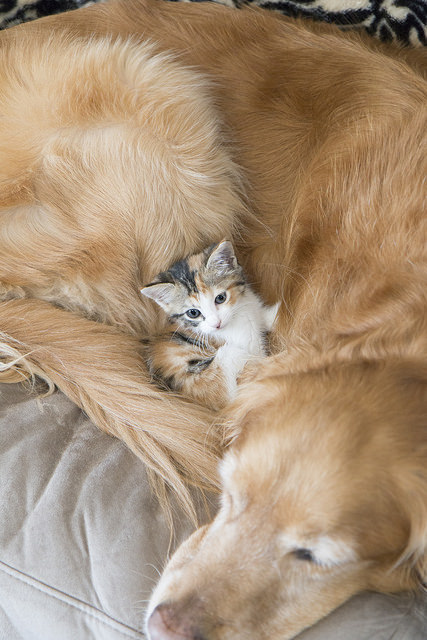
[[141, 241, 278, 407]]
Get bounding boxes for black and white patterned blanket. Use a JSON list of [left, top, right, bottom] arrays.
[[0, 0, 426, 45]]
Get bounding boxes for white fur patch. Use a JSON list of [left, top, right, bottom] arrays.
[[313, 536, 358, 567]]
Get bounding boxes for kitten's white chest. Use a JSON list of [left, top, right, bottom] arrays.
[[215, 293, 279, 400], [221, 317, 265, 356], [221, 291, 277, 355]]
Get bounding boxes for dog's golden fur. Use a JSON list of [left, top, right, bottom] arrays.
[[0, 0, 426, 636]]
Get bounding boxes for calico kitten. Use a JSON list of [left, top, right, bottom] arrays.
[[141, 241, 278, 407]]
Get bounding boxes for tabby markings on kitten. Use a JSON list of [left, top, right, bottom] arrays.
[[141, 241, 278, 406]]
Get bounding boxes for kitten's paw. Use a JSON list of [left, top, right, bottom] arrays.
[[145, 329, 228, 410]]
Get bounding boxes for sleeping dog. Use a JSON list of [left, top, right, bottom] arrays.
[[0, 1, 425, 637]]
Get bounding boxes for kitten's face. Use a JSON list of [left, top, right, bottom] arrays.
[[141, 241, 245, 336]]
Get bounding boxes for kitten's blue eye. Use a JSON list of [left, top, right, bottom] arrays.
[[186, 308, 201, 319], [215, 292, 227, 305]]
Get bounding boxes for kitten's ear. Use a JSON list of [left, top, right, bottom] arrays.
[[140, 282, 176, 310], [206, 240, 237, 275]]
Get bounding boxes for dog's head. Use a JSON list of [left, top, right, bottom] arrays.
[[146, 360, 427, 639]]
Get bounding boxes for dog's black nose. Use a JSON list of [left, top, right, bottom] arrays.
[[147, 603, 207, 640]]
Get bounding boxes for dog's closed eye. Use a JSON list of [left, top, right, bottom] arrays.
[[285, 537, 358, 568], [293, 548, 315, 562]]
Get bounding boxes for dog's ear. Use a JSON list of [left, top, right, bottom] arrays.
[[380, 474, 427, 593], [407, 498, 427, 590], [367, 560, 421, 593], [415, 553, 427, 589]]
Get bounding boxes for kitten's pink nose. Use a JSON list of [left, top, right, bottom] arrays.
[[208, 319, 221, 329]]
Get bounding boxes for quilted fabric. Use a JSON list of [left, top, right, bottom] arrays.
[[0, 0, 426, 45]]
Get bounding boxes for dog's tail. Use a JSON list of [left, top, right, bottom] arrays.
[[0, 298, 220, 523]]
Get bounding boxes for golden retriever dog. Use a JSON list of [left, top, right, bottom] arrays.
[[0, 0, 426, 637]]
